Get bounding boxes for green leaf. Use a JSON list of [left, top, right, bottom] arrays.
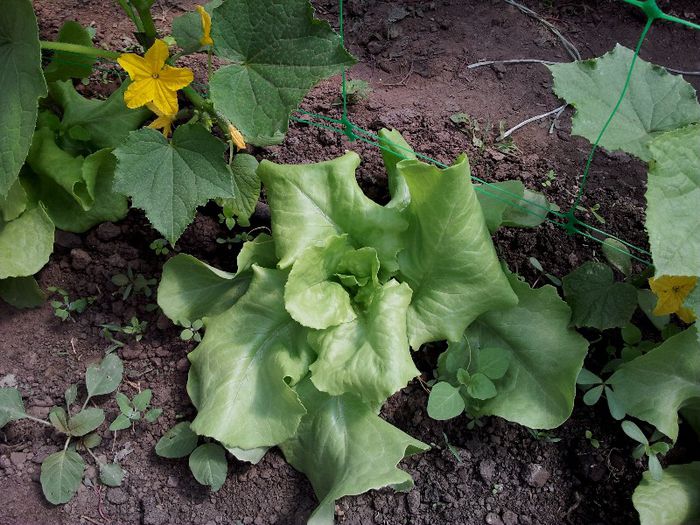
[[309, 280, 418, 407], [475, 180, 525, 233], [68, 408, 105, 437], [188, 443, 228, 492], [209, 0, 355, 145], [456, 368, 471, 386], [459, 271, 588, 429], [132, 389, 152, 412], [236, 233, 278, 272], [467, 373, 497, 400], [226, 446, 268, 465], [187, 267, 314, 449], [478, 347, 509, 380], [258, 152, 407, 271], [0, 388, 26, 428], [280, 380, 428, 524], [638, 289, 670, 331], [0, 179, 28, 222], [86, 354, 123, 398], [646, 125, 700, 277], [64, 385, 78, 407], [82, 432, 101, 449], [115, 392, 133, 415], [0, 276, 45, 308], [633, 462, 700, 525], [621, 323, 642, 346], [427, 382, 465, 420], [647, 454, 663, 482], [109, 414, 131, 431], [144, 408, 161, 422], [40, 450, 84, 505], [621, 420, 648, 445], [609, 326, 700, 441], [43, 21, 95, 81], [396, 156, 518, 348], [284, 235, 362, 330], [49, 81, 150, 149], [377, 128, 415, 210], [157, 254, 251, 326], [156, 422, 199, 458], [602, 238, 632, 276], [547, 45, 700, 161], [23, 149, 129, 233], [562, 262, 637, 330], [114, 124, 235, 243], [501, 188, 552, 229], [605, 386, 626, 420], [583, 384, 604, 406], [0, 206, 54, 279], [577, 368, 602, 386], [99, 463, 124, 487], [0, 0, 47, 198], [49, 407, 70, 434], [220, 153, 260, 227]]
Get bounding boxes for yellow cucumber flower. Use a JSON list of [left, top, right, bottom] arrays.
[[649, 275, 697, 323], [197, 5, 214, 47], [146, 102, 177, 138], [227, 123, 247, 150], [118, 39, 194, 116]]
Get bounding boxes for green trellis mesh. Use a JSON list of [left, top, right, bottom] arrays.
[[42, 0, 700, 267]]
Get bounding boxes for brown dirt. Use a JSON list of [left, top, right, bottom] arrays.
[[2, 1, 700, 524]]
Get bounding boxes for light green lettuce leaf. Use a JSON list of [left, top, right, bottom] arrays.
[[0, 179, 28, 222], [187, 267, 314, 449], [548, 44, 700, 161], [609, 326, 700, 441], [646, 125, 700, 277], [258, 152, 408, 271], [396, 155, 518, 348], [459, 271, 588, 428], [309, 280, 418, 407], [0, 276, 45, 309], [633, 462, 700, 525], [280, 380, 428, 525], [209, 0, 355, 145], [0, 0, 47, 198], [0, 207, 54, 280], [378, 128, 415, 210]]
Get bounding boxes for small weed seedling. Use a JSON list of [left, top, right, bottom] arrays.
[[528, 429, 562, 444], [149, 238, 170, 256], [101, 317, 148, 342], [576, 368, 625, 420], [585, 430, 600, 449], [575, 203, 606, 225], [528, 257, 562, 287], [0, 354, 127, 503], [621, 420, 670, 481], [333, 79, 371, 106], [111, 267, 157, 300], [541, 169, 557, 188], [180, 319, 204, 343], [216, 232, 253, 249], [450, 112, 486, 150], [109, 389, 161, 431], [218, 202, 237, 230], [47, 287, 95, 322]]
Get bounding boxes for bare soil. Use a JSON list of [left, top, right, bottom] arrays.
[[2, 1, 700, 524]]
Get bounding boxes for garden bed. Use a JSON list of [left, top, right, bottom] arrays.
[[1, 1, 699, 524]]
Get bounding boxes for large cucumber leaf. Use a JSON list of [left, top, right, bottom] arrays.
[[0, 276, 45, 308], [457, 271, 588, 429], [397, 155, 518, 348], [258, 152, 408, 271], [0, 0, 47, 197], [609, 326, 700, 441], [219, 153, 260, 228], [187, 267, 314, 450], [209, 0, 356, 145], [113, 124, 234, 244], [548, 45, 700, 161], [646, 125, 700, 277], [0, 207, 54, 280], [280, 380, 428, 525], [633, 462, 700, 525], [308, 279, 418, 408]]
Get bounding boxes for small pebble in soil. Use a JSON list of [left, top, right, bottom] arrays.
[[70, 248, 92, 270], [479, 459, 497, 483], [503, 509, 519, 525], [96, 222, 122, 241], [523, 463, 550, 488], [177, 358, 190, 372], [107, 487, 129, 505], [486, 512, 504, 525], [54, 231, 82, 249]]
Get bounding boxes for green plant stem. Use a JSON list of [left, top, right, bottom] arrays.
[[134, 4, 158, 45], [115, 0, 144, 32], [40, 41, 121, 61], [25, 415, 52, 427], [63, 436, 71, 451], [182, 86, 231, 135]]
